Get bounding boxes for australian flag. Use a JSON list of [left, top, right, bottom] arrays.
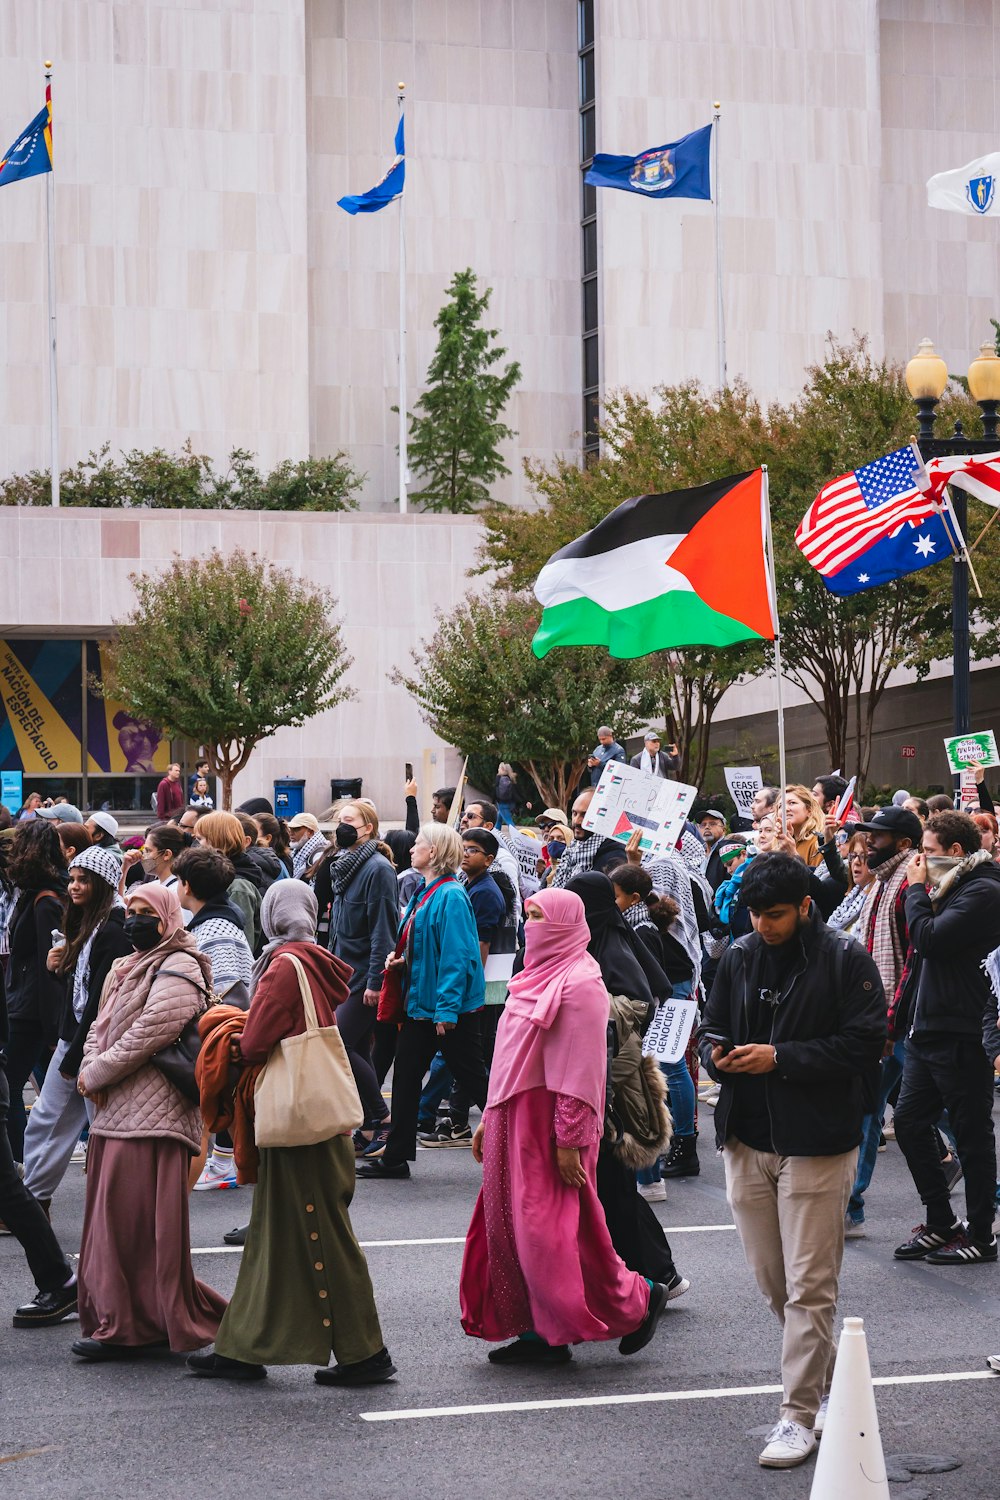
[[795, 445, 956, 597]]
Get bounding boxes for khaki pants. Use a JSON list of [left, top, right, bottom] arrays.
[[723, 1140, 857, 1427]]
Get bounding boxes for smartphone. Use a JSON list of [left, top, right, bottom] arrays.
[[404, 762, 413, 782], [702, 1030, 734, 1055]]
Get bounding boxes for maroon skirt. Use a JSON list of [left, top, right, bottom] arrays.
[[78, 1135, 227, 1350]]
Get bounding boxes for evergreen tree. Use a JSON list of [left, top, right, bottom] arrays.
[[405, 268, 521, 513]]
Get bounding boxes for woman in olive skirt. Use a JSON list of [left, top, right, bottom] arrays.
[[187, 880, 395, 1385]]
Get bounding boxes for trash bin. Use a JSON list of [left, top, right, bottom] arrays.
[[273, 778, 306, 818], [330, 777, 363, 802]]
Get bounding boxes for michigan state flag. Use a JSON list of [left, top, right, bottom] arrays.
[[585, 123, 711, 201], [531, 471, 775, 659]]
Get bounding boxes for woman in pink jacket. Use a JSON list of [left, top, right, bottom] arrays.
[[73, 883, 227, 1361]]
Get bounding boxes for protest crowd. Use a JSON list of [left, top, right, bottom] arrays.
[[2, 734, 1000, 1472]]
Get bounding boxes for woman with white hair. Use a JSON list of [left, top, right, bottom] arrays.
[[357, 823, 489, 1181]]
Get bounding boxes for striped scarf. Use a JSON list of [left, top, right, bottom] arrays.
[[549, 833, 609, 889], [858, 847, 910, 1001]]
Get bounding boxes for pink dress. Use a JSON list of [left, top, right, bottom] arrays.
[[460, 1086, 649, 1346]]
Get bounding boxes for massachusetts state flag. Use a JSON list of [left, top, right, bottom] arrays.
[[0, 89, 52, 189], [338, 116, 404, 215], [796, 445, 955, 596], [532, 470, 775, 659], [585, 123, 711, 201]]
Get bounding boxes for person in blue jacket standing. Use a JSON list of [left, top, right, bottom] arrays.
[[357, 823, 488, 1181]]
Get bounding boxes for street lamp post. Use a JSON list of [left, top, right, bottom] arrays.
[[905, 339, 1000, 778]]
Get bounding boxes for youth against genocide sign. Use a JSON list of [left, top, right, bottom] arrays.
[[583, 760, 697, 857], [642, 996, 698, 1063], [724, 766, 763, 818]]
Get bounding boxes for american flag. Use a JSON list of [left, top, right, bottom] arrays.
[[796, 446, 939, 577], [927, 451, 1000, 509]]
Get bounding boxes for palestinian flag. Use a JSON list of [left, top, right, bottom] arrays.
[[531, 469, 776, 659]]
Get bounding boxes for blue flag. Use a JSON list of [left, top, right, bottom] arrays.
[[338, 116, 405, 216], [0, 96, 53, 189], [585, 123, 711, 201], [796, 446, 956, 597]]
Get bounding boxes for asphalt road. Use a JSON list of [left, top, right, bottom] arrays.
[[1, 1111, 998, 1500]]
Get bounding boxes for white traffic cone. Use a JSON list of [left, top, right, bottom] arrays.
[[809, 1316, 889, 1500]]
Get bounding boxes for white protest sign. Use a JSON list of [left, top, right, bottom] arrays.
[[943, 729, 1000, 774], [959, 768, 979, 808], [582, 759, 697, 857], [724, 766, 763, 818], [642, 997, 699, 1064]]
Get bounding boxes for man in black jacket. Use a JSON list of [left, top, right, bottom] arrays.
[[891, 810, 1000, 1266], [629, 731, 679, 779], [697, 853, 885, 1470]]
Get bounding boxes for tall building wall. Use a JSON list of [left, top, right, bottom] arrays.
[[879, 0, 1000, 374], [1, 2, 1000, 510], [305, 0, 582, 509], [594, 0, 886, 403], [0, 0, 311, 485]]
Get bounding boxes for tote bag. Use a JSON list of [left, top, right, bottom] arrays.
[[253, 952, 363, 1147]]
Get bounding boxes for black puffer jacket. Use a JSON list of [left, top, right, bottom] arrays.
[[5, 882, 67, 1046], [899, 858, 1000, 1040], [697, 907, 886, 1156]]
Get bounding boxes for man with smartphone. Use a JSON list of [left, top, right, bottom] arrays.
[[629, 730, 679, 780], [697, 852, 885, 1472]]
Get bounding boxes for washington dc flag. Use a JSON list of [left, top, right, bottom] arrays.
[[531, 470, 775, 659]]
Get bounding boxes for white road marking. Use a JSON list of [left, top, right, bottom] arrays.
[[360, 1369, 995, 1423], [188, 1226, 737, 1256], [189, 1235, 469, 1255]]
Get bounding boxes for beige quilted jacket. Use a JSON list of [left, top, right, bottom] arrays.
[[82, 947, 209, 1151]]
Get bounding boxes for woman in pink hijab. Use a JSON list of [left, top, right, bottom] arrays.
[[72, 882, 227, 1363], [460, 888, 667, 1364]]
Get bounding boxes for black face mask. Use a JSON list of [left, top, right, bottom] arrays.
[[124, 913, 162, 951], [335, 823, 359, 849]]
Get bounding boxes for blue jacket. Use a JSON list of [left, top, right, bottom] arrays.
[[402, 876, 484, 1025]]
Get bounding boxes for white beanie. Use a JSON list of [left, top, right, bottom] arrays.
[[69, 845, 122, 891]]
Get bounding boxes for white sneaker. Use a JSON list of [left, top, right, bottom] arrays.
[[843, 1214, 866, 1239], [758, 1419, 816, 1468], [637, 1181, 666, 1202], [665, 1273, 690, 1301], [813, 1395, 829, 1436], [70, 1140, 87, 1166], [193, 1157, 239, 1191], [987, 1354, 1000, 1372]]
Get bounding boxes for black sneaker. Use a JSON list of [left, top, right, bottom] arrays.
[[13, 1282, 78, 1328], [893, 1221, 962, 1260], [356, 1159, 410, 1179], [222, 1224, 247, 1247], [417, 1117, 451, 1147], [925, 1229, 998, 1265], [422, 1123, 473, 1148]]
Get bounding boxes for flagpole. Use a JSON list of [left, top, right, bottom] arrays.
[[761, 465, 787, 818], [397, 82, 407, 516], [712, 102, 726, 392], [45, 62, 59, 508]]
